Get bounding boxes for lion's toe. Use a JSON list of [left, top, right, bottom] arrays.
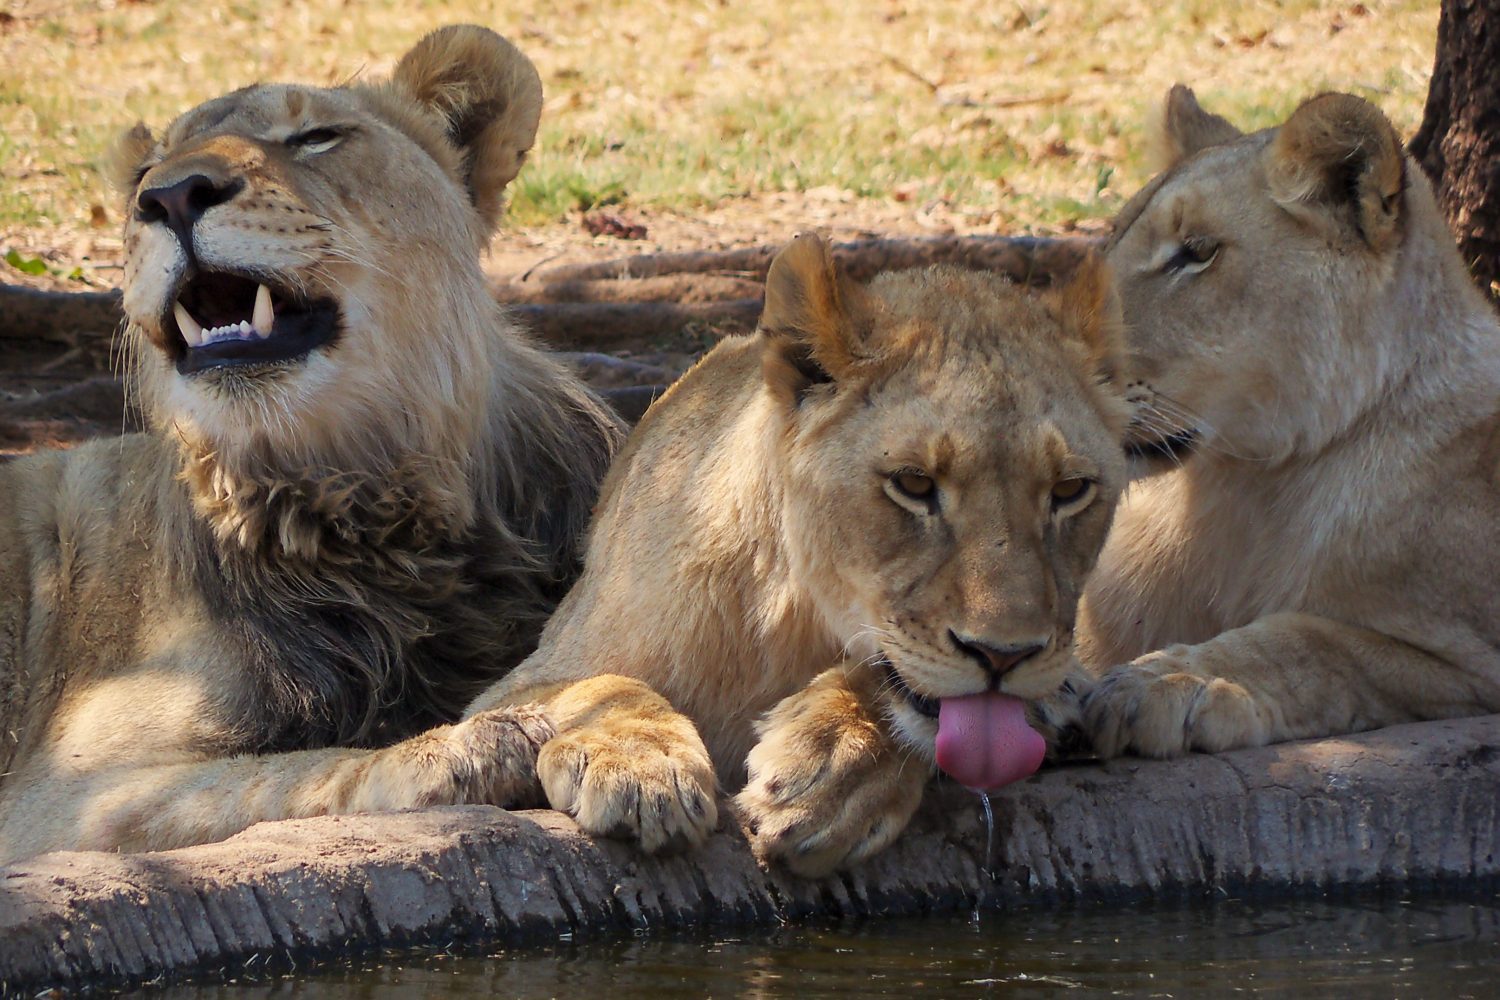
[[1083, 665, 1196, 758], [1084, 660, 1270, 759], [736, 736, 926, 878], [538, 725, 717, 853], [1185, 677, 1269, 753]]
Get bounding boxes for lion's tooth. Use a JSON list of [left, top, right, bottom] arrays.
[[174, 301, 204, 347], [252, 284, 274, 337]]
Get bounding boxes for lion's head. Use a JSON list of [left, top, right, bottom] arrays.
[[759, 234, 1131, 782], [109, 25, 542, 470], [1106, 87, 1467, 470]]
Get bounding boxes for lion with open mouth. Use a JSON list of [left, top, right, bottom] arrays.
[[0, 25, 621, 864]]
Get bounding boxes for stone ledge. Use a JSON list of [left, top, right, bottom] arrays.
[[1, 715, 1496, 993]]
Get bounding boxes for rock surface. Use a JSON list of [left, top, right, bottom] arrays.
[[1, 716, 1496, 993]]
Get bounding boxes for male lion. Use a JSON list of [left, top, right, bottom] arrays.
[[1078, 88, 1500, 757], [0, 26, 621, 863], [461, 233, 1131, 875]]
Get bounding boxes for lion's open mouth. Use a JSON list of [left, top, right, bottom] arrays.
[[884, 661, 940, 719], [1125, 427, 1199, 464], [165, 270, 340, 376]]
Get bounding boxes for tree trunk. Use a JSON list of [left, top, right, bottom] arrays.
[[1408, 0, 1500, 303]]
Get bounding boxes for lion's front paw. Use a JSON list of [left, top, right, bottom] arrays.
[[538, 713, 717, 854], [1026, 669, 1093, 759], [394, 705, 555, 810], [1082, 651, 1269, 758], [735, 688, 929, 878]]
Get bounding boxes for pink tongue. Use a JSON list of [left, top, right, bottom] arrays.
[[935, 693, 1046, 792]]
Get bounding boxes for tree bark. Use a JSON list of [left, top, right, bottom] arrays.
[[492, 273, 765, 305], [0, 283, 123, 371], [511, 299, 764, 349], [1408, 0, 1500, 302], [526, 234, 1098, 285]]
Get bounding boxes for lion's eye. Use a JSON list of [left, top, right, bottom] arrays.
[[887, 470, 938, 513], [1051, 477, 1095, 511], [1164, 237, 1220, 275], [286, 128, 344, 154], [894, 471, 935, 499]]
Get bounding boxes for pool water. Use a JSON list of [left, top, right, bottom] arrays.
[[142, 894, 1500, 998]]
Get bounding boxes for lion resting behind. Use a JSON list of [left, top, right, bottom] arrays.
[[1078, 88, 1500, 756], [462, 233, 1132, 875], [0, 26, 621, 864]]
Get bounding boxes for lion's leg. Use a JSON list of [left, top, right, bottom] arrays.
[[473, 674, 719, 853], [0, 705, 552, 861], [1082, 612, 1494, 758], [736, 665, 931, 877]]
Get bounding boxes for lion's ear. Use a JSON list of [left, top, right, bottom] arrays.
[[392, 24, 543, 235], [1264, 92, 1405, 252], [759, 232, 872, 404], [1151, 85, 1242, 170], [1043, 250, 1127, 388], [105, 123, 155, 195]]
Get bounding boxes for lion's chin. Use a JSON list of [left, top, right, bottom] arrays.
[[163, 269, 342, 377]]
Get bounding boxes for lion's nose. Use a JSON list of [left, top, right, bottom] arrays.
[[136, 173, 243, 246], [949, 632, 1046, 678]]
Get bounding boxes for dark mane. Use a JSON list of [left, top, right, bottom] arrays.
[[167, 388, 619, 753]]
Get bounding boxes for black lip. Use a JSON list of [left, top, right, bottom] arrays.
[[1125, 428, 1198, 463], [884, 661, 940, 719], [164, 269, 341, 376]]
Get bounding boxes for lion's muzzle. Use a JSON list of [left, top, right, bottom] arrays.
[[168, 270, 340, 376], [136, 172, 245, 266]]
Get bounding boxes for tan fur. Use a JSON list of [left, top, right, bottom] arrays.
[[1078, 88, 1500, 757], [464, 234, 1132, 874], [0, 26, 622, 865]]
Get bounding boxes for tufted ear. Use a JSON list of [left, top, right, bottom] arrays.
[[391, 25, 543, 236], [1151, 85, 1243, 170], [1263, 92, 1405, 252], [759, 232, 873, 404], [105, 123, 155, 195], [1043, 250, 1127, 388]]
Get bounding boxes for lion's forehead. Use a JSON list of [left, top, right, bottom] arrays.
[[883, 347, 1097, 424], [863, 386, 1100, 483], [1119, 134, 1279, 248], [165, 84, 364, 150]]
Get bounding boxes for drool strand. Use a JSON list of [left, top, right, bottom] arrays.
[[978, 790, 995, 879], [971, 789, 997, 924]]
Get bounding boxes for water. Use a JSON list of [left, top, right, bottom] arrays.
[[142, 894, 1500, 998]]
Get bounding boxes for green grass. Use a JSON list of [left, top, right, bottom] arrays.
[[0, 0, 1440, 245]]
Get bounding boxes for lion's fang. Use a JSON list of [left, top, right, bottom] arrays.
[[252, 283, 274, 338], [174, 301, 204, 348]]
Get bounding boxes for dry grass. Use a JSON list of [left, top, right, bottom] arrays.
[[2, 0, 1438, 284]]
